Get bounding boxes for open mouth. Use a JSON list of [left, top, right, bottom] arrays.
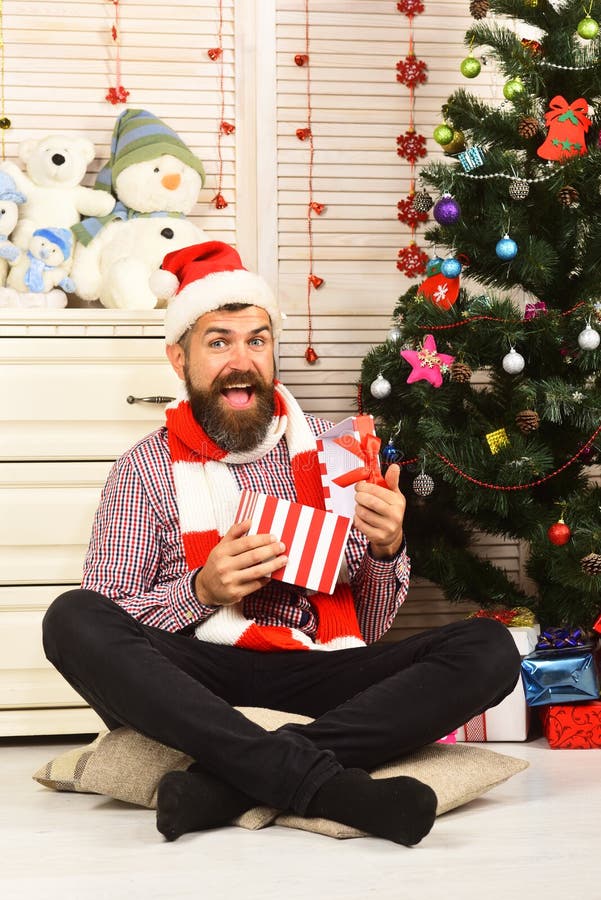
[[220, 384, 256, 409]]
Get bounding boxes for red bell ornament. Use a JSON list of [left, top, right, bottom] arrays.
[[547, 516, 571, 546], [537, 96, 591, 162], [305, 346, 318, 364]]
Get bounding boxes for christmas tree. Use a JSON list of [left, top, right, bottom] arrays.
[[360, 0, 601, 629]]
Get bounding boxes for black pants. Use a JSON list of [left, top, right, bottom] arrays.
[[43, 590, 520, 815]]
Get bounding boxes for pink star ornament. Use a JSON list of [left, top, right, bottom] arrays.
[[400, 333, 455, 388]]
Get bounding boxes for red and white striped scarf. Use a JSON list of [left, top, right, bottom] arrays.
[[166, 382, 365, 652]]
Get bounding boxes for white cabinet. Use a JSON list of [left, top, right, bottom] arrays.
[[0, 310, 180, 735]]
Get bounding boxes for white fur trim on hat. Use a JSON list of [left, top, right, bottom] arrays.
[[164, 268, 282, 344]]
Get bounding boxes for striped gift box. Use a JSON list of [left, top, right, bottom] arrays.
[[235, 489, 352, 594]]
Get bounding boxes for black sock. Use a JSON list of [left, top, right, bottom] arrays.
[[156, 768, 255, 842], [305, 768, 437, 846]]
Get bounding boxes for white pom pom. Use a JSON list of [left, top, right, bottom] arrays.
[[149, 268, 179, 300]]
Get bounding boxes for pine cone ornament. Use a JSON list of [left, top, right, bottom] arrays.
[[580, 553, 601, 576], [558, 186, 580, 207], [413, 189, 434, 213], [469, 0, 489, 19], [451, 361, 473, 383], [515, 409, 540, 433], [518, 116, 540, 139], [509, 179, 530, 201]]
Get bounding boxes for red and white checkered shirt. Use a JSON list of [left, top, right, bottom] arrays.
[[82, 415, 410, 644]]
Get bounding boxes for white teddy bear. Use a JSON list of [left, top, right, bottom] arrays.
[[0, 226, 75, 309], [0, 133, 115, 251], [0, 171, 26, 285], [71, 109, 206, 310], [71, 215, 207, 309]]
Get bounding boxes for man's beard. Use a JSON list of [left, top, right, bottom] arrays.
[[184, 368, 275, 453]]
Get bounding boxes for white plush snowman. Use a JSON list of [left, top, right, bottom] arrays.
[[71, 109, 207, 310]]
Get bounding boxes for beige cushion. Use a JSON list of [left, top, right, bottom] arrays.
[[33, 706, 528, 837]]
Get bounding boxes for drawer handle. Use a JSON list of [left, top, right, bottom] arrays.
[[126, 395, 175, 405]]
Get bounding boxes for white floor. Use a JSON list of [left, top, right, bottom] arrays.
[[2, 734, 600, 900]]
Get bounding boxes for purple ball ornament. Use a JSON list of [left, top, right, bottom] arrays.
[[441, 257, 462, 278], [433, 194, 461, 226]]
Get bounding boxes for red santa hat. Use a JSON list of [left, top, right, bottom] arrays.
[[152, 241, 282, 345]]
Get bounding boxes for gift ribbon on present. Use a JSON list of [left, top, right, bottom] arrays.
[[470, 606, 536, 627], [332, 433, 387, 489], [535, 626, 588, 650], [545, 96, 591, 131]]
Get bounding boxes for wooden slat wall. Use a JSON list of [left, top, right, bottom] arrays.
[[2, 0, 525, 636]]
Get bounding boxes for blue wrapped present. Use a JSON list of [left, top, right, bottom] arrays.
[[521, 646, 600, 707], [458, 146, 485, 172]]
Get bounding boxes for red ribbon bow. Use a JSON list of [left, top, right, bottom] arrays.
[[332, 433, 387, 489], [545, 95, 591, 131]]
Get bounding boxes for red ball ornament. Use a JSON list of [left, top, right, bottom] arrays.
[[547, 517, 571, 546]]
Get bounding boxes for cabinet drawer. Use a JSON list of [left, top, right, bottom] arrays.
[[0, 599, 90, 709], [0, 337, 180, 460], [0, 461, 111, 584]]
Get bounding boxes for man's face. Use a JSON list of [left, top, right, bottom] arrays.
[[167, 306, 276, 452]]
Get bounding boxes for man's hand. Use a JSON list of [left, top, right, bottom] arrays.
[[353, 463, 406, 560], [194, 520, 288, 608]]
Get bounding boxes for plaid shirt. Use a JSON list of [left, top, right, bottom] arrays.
[[82, 415, 410, 644]]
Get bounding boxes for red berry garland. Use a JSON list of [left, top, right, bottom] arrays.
[[396, 54, 428, 88]]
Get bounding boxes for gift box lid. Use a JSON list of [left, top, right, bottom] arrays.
[[316, 414, 383, 519]]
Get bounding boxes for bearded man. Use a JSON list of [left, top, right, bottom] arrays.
[[43, 242, 520, 846]]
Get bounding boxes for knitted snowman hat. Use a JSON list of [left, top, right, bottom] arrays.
[[95, 108, 206, 194], [154, 241, 282, 345]]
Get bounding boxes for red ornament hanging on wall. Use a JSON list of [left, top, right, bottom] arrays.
[[537, 96, 591, 162], [396, 129, 427, 163], [397, 193, 428, 227], [397, 243, 428, 278], [396, 54, 428, 88]]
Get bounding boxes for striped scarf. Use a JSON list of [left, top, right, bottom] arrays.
[[166, 382, 366, 652]]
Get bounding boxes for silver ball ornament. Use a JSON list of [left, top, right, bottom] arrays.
[[370, 373, 392, 399], [509, 179, 530, 201], [577, 324, 601, 350], [387, 325, 402, 342], [502, 348, 525, 374], [413, 473, 435, 497]]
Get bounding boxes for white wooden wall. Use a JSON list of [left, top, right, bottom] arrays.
[[3, 0, 524, 634]]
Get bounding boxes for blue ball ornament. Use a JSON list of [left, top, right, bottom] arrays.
[[433, 194, 461, 226], [496, 235, 518, 260], [441, 257, 462, 278], [426, 255, 443, 274], [382, 439, 400, 465]]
